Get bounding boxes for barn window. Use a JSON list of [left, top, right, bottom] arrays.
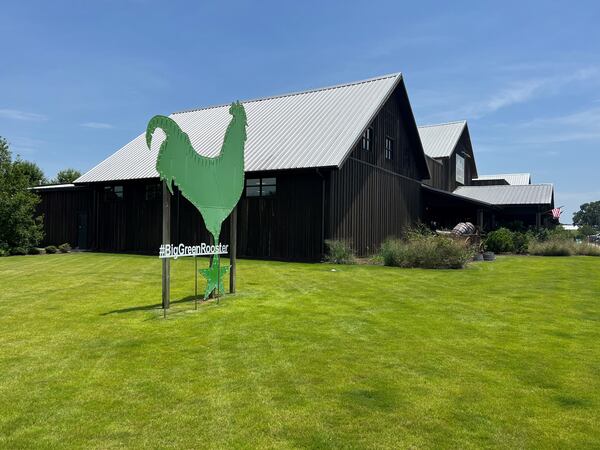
[[104, 185, 124, 201], [246, 178, 261, 197], [456, 154, 465, 184], [246, 177, 277, 197], [385, 137, 394, 160], [361, 127, 373, 151], [145, 183, 161, 201]]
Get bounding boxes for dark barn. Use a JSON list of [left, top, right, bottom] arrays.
[[417, 122, 555, 229], [36, 74, 430, 260], [36, 73, 556, 260]]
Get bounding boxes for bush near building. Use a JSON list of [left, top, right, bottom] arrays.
[[484, 228, 516, 253], [324, 240, 355, 264], [58, 243, 72, 253], [528, 238, 600, 257], [380, 233, 473, 269]]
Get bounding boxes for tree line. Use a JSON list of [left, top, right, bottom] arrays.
[[0, 136, 81, 255]]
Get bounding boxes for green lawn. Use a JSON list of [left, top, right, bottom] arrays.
[[0, 253, 599, 449]]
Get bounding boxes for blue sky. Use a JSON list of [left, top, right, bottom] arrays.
[[1, 1, 599, 221]]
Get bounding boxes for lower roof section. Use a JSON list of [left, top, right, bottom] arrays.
[[421, 184, 497, 209], [473, 173, 531, 185], [453, 184, 553, 206]]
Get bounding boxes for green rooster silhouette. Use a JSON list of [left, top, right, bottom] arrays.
[[146, 102, 247, 298]]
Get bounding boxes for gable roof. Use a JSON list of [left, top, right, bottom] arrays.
[[77, 73, 425, 183], [417, 121, 467, 158], [473, 173, 531, 185], [453, 184, 553, 206]]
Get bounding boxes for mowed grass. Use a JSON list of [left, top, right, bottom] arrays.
[[0, 253, 599, 449]]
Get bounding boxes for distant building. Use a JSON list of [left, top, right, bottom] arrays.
[[35, 73, 556, 260], [561, 224, 579, 231]]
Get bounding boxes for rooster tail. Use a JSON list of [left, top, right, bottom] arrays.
[[146, 115, 188, 194], [146, 115, 185, 150]]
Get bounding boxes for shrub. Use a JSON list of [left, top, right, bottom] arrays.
[[548, 227, 575, 241], [28, 247, 43, 255], [485, 228, 515, 253], [528, 239, 574, 256], [574, 243, 600, 256], [505, 220, 526, 232], [9, 246, 28, 255], [380, 239, 404, 267], [529, 227, 550, 242], [58, 243, 71, 253], [324, 240, 355, 264], [511, 232, 529, 254], [380, 234, 473, 269], [45, 245, 58, 254], [576, 224, 597, 239]]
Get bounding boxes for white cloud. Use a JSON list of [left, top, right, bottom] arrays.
[[515, 107, 600, 144], [484, 80, 545, 113], [470, 68, 599, 118], [418, 66, 600, 122], [8, 136, 46, 155], [0, 108, 47, 121], [81, 122, 114, 129]]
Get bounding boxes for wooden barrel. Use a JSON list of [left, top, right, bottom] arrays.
[[452, 222, 476, 235]]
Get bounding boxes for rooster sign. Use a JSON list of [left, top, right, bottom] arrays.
[[146, 102, 247, 298]]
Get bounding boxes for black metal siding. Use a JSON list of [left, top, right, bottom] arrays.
[[36, 187, 95, 248], [327, 87, 426, 256]]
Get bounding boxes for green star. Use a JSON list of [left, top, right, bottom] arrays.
[[199, 254, 230, 299]]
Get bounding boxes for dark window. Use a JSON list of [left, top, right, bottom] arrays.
[[385, 137, 394, 160], [361, 127, 373, 151], [145, 183, 161, 201], [246, 177, 277, 197], [104, 185, 124, 201]]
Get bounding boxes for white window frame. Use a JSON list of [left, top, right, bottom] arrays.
[[456, 154, 465, 184]]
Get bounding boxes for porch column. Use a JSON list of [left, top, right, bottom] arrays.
[[162, 181, 171, 310], [229, 206, 237, 294], [477, 209, 484, 230]]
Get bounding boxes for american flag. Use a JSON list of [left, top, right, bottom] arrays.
[[551, 207, 562, 219]]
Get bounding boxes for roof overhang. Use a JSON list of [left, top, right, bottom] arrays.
[[422, 184, 499, 209]]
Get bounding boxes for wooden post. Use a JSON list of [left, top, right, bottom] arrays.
[[229, 206, 237, 294], [477, 209, 484, 230], [162, 182, 171, 311]]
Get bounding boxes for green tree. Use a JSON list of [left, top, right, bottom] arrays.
[[0, 137, 44, 255], [13, 159, 47, 186], [573, 201, 600, 231], [54, 168, 81, 184], [576, 224, 597, 239]]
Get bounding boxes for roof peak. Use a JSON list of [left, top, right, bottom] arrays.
[[173, 72, 403, 116], [418, 120, 467, 129]]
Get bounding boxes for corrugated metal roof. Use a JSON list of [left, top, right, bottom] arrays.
[[76, 73, 403, 183], [473, 173, 531, 185], [453, 184, 553, 205], [417, 121, 466, 158]]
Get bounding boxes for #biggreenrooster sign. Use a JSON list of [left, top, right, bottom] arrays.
[[146, 102, 247, 299]]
